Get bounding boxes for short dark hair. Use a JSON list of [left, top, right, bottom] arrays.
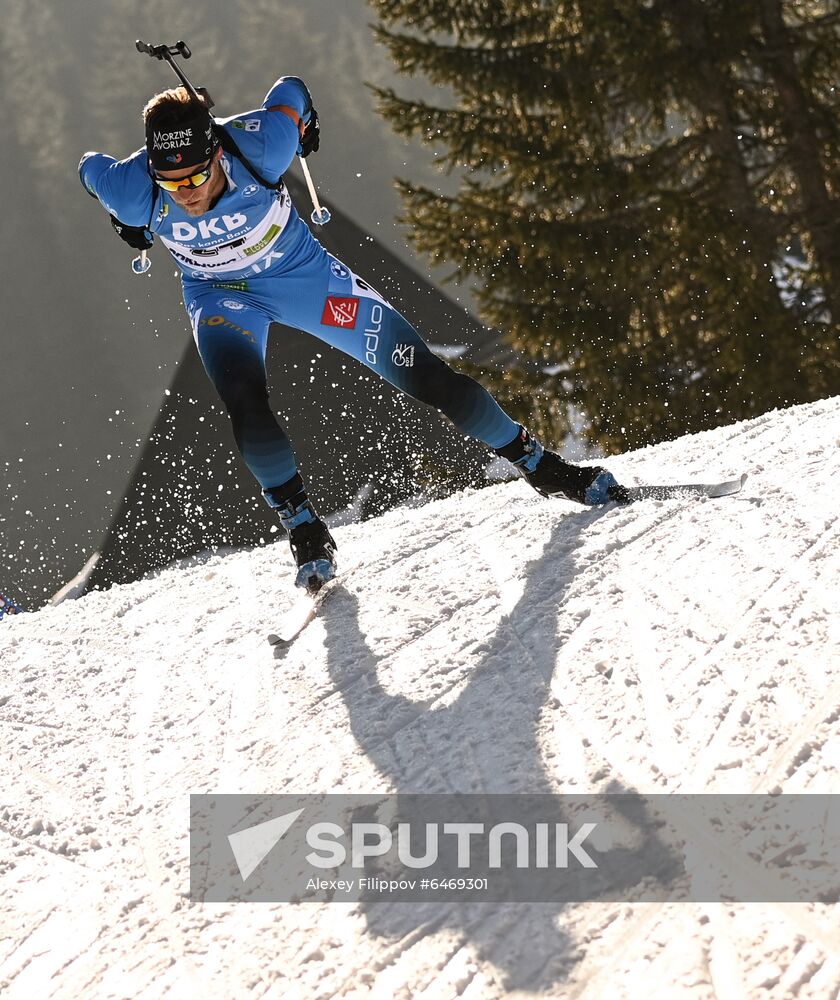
[[143, 86, 209, 129]]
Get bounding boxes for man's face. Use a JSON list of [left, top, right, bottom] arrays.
[[154, 148, 224, 218]]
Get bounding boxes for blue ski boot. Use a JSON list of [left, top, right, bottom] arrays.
[[495, 427, 627, 505], [264, 476, 337, 593]]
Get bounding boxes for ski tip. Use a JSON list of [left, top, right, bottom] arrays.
[[611, 472, 750, 503], [731, 471, 748, 494], [267, 580, 340, 650], [707, 472, 749, 498]]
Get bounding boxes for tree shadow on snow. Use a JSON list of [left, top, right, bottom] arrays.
[[318, 509, 680, 992]]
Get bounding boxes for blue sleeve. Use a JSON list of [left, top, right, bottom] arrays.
[[78, 149, 155, 227], [230, 77, 314, 181], [262, 76, 312, 119]]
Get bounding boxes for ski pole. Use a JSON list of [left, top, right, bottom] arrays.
[[131, 250, 151, 275], [298, 155, 331, 226]]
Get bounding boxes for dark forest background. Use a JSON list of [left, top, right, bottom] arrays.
[[371, 0, 840, 449]]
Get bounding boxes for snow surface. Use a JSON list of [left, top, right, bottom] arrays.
[[2, 396, 840, 999]]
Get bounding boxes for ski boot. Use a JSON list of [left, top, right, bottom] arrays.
[[495, 426, 628, 505], [264, 476, 338, 593], [286, 512, 337, 594]]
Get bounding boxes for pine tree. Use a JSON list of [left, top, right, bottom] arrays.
[[368, 0, 840, 451]]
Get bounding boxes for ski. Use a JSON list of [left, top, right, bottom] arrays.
[[267, 580, 339, 648], [266, 474, 746, 648], [610, 473, 747, 503]]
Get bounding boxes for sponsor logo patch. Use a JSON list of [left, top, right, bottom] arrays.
[[330, 260, 350, 280], [171, 214, 248, 242], [213, 280, 249, 292], [243, 224, 281, 256], [221, 299, 246, 311], [242, 184, 260, 198], [200, 314, 256, 343], [231, 119, 262, 132], [365, 305, 383, 364], [322, 296, 360, 329], [153, 127, 194, 150], [392, 344, 415, 367]]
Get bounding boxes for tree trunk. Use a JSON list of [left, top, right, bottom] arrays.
[[665, 2, 796, 322], [758, 0, 840, 323]]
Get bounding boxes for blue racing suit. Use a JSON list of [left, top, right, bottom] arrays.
[[80, 77, 519, 506]]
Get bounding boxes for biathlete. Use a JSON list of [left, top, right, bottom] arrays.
[[79, 75, 624, 593]]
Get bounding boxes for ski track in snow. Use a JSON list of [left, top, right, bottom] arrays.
[[1, 397, 840, 999]]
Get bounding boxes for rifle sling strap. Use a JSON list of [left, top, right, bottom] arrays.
[[214, 126, 285, 192]]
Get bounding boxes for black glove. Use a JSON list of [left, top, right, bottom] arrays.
[[299, 107, 320, 157], [110, 215, 153, 251]]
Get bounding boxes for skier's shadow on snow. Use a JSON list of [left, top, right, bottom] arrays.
[[319, 509, 681, 992]]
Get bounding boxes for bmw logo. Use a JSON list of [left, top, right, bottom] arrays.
[[330, 260, 350, 280], [242, 184, 260, 198], [221, 299, 246, 311]]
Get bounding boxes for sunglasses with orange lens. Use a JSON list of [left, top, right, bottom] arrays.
[[154, 163, 213, 192]]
